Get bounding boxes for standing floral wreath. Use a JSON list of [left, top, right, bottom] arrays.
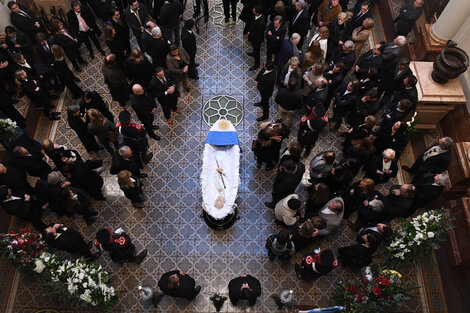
[[334, 265, 417, 313], [0, 118, 19, 141], [387, 209, 454, 265], [0, 229, 118, 312]]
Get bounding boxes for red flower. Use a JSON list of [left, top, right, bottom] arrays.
[[373, 287, 382, 296], [350, 286, 357, 294], [356, 294, 363, 302], [361, 279, 369, 285], [381, 278, 390, 287]]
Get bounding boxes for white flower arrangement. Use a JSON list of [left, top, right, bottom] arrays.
[[0, 118, 18, 141], [387, 209, 453, 264]]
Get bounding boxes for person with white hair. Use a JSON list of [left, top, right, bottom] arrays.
[[141, 21, 157, 58], [330, 40, 356, 72], [275, 33, 304, 76], [403, 137, 454, 183], [147, 26, 171, 68], [289, 0, 310, 48], [412, 172, 449, 210], [364, 148, 398, 184]]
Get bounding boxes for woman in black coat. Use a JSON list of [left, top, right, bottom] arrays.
[[364, 149, 398, 184], [304, 183, 329, 218], [63, 161, 105, 201], [117, 170, 144, 208], [327, 13, 351, 61], [252, 121, 290, 170], [341, 177, 376, 219], [66, 105, 101, 153], [51, 20, 87, 71], [51, 45, 83, 99], [124, 49, 155, 87], [374, 120, 408, 157], [337, 233, 377, 268], [342, 115, 377, 152], [104, 24, 128, 67], [14, 69, 60, 121], [79, 91, 115, 123]]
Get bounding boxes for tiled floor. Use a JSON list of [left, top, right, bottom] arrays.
[[8, 1, 427, 312]]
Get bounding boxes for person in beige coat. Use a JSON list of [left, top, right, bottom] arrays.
[[317, 0, 343, 27], [351, 18, 374, 56], [166, 45, 191, 92], [274, 194, 302, 226]]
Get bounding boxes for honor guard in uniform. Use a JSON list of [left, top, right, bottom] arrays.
[[95, 227, 148, 264], [116, 111, 154, 165], [294, 248, 337, 280]]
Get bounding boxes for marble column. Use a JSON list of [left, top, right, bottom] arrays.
[[431, 0, 470, 42]]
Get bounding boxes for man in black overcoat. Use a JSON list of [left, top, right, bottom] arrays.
[[228, 275, 261, 306], [265, 159, 305, 208], [289, 1, 310, 48], [124, 0, 150, 49], [158, 269, 201, 300], [247, 5, 266, 71], [0, 163, 33, 196], [266, 15, 287, 61], [9, 146, 52, 179], [131, 84, 161, 140], [7, 1, 43, 41], [110, 8, 132, 53], [254, 60, 277, 121], [394, 0, 423, 37], [149, 67, 180, 125], [181, 19, 199, 79]]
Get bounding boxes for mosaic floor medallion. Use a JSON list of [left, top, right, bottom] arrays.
[[208, 2, 242, 27], [202, 95, 243, 126]]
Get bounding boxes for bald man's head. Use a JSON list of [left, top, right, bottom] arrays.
[[132, 84, 144, 95]]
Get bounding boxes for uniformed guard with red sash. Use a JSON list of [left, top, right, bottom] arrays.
[[295, 248, 337, 280], [95, 227, 147, 264], [116, 111, 153, 164], [298, 104, 328, 158]]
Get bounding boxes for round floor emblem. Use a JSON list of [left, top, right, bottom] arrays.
[[203, 95, 243, 127]]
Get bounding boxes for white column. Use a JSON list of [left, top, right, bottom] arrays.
[[431, 0, 470, 41]]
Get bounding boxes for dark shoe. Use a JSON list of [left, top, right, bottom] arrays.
[[151, 293, 164, 307], [86, 217, 97, 225], [204, 15, 209, 23], [185, 87, 191, 92], [253, 102, 262, 107], [89, 211, 98, 216], [145, 152, 154, 162], [49, 115, 60, 121], [295, 264, 303, 280], [151, 135, 161, 141], [193, 11, 200, 18], [194, 62, 200, 67], [265, 165, 274, 171], [246, 52, 255, 56], [256, 116, 268, 121], [249, 65, 259, 71], [51, 111, 61, 116], [135, 249, 148, 264], [232, 17, 236, 22], [224, 18, 229, 23], [193, 285, 201, 298], [75, 67, 82, 72], [152, 125, 160, 130], [188, 75, 199, 80], [78, 58, 88, 65], [90, 53, 95, 59], [138, 173, 148, 178], [73, 76, 80, 82], [256, 162, 262, 169], [264, 202, 274, 209], [89, 251, 102, 261], [99, 49, 106, 56]]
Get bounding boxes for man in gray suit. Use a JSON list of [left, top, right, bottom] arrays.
[[317, 197, 344, 236]]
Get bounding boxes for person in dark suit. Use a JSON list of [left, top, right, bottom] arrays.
[[0, 163, 33, 196], [349, 196, 388, 229], [116, 111, 154, 164], [51, 45, 83, 99], [392, 73, 418, 109], [104, 24, 128, 66], [44, 223, 101, 259], [131, 84, 161, 140], [7, 1, 43, 41], [145, 26, 171, 68], [124, 0, 150, 49], [79, 91, 114, 123], [403, 137, 454, 183], [0, 185, 46, 230], [330, 41, 356, 73], [265, 159, 305, 208], [67, 1, 105, 59], [223, 0, 239, 23], [67, 105, 102, 153], [384, 184, 415, 220], [350, 1, 373, 30], [159, 0, 184, 45], [149, 67, 181, 125], [110, 145, 147, 178], [158, 270, 201, 300], [4, 26, 34, 64], [337, 233, 376, 268], [411, 172, 448, 211], [228, 275, 261, 306], [354, 43, 384, 80], [194, 0, 209, 22], [323, 62, 344, 106], [110, 9, 132, 53], [330, 80, 359, 131], [141, 21, 158, 61], [304, 77, 328, 112], [9, 145, 52, 179], [63, 159, 105, 201], [275, 34, 303, 74], [95, 226, 148, 264], [266, 15, 287, 61], [34, 174, 70, 217], [254, 60, 277, 121], [276, 76, 303, 127], [181, 19, 199, 80], [394, 0, 423, 37], [117, 169, 145, 208], [50, 20, 87, 72], [364, 149, 398, 184], [289, 1, 310, 48], [247, 6, 266, 71], [125, 48, 156, 88], [34, 32, 60, 91], [380, 36, 407, 73]]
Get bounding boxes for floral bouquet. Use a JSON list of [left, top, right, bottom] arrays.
[[387, 209, 454, 265], [1, 229, 118, 312], [334, 265, 417, 313], [404, 112, 417, 136], [0, 228, 44, 268], [0, 118, 18, 141]]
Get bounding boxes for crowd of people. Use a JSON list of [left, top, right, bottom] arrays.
[[0, 0, 448, 308]]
